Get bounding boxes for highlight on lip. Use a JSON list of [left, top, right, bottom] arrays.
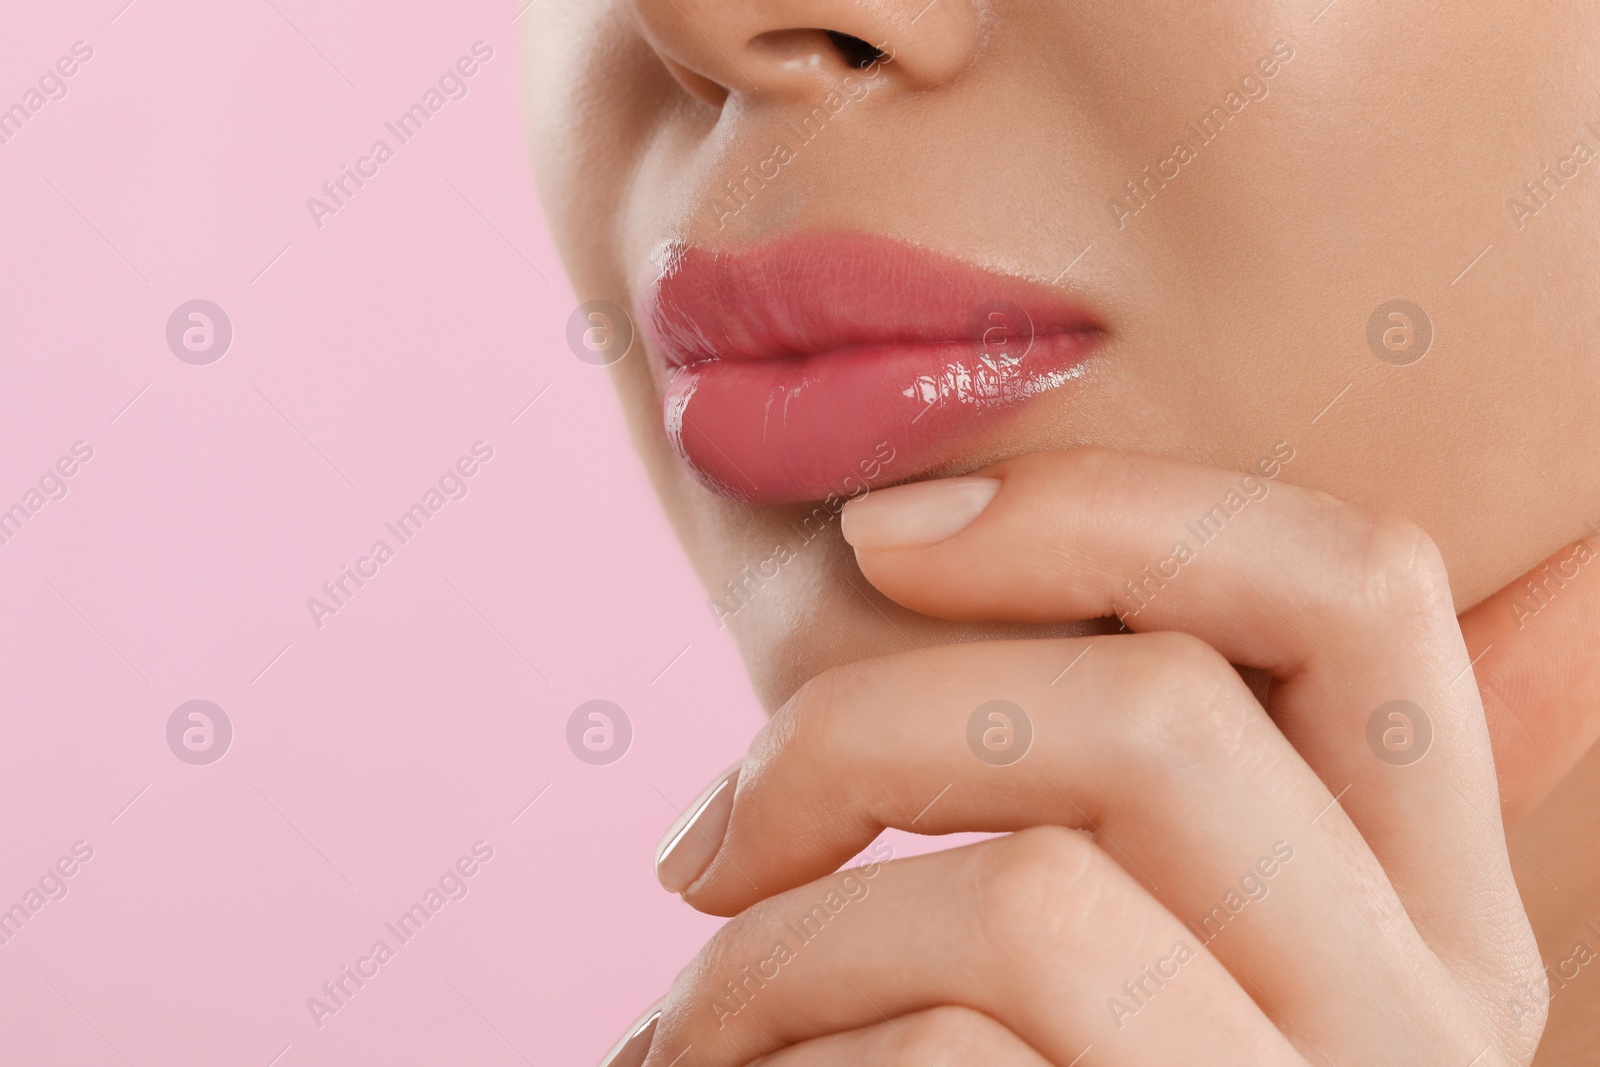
[[639, 232, 1105, 503]]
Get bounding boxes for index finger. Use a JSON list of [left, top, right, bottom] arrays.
[[837, 449, 1535, 1003]]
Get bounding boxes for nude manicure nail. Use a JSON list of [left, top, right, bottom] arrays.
[[840, 476, 1001, 549], [655, 762, 741, 894], [597, 1002, 662, 1067]]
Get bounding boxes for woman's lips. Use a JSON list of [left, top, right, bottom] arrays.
[[640, 233, 1104, 503]]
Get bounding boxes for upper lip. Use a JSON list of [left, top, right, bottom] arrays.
[[640, 232, 1104, 369]]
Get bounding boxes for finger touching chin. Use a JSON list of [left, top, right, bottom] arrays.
[[838, 447, 1345, 624]]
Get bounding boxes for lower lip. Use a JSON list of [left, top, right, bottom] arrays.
[[664, 331, 1098, 503]]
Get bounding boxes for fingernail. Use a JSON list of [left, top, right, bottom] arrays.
[[655, 762, 741, 894], [598, 1002, 663, 1067], [841, 477, 1001, 549]]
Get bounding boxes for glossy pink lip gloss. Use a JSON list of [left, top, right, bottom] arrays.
[[640, 232, 1104, 503]]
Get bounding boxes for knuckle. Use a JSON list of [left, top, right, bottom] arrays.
[[882, 1007, 1005, 1065], [1343, 509, 1454, 618], [683, 888, 801, 1007], [977, 825, 1111, 953], [761, 667, 836, 762], [769, 653, 898, 762], [1115, 631, 1260, 770], [731, 665, 881, 870], [759, 662, 865, 782]]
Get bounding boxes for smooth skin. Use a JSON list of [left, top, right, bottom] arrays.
[[522, 1, 1600, 1062]]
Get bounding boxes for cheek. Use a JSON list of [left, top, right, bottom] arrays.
[[525, 4, 689, 513], [524, 5, 671, 287]]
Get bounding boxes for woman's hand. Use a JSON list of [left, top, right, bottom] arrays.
[[608, 449, 1590, 1067]]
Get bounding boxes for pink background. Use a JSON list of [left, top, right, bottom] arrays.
[[0, 2, 767, 1063]]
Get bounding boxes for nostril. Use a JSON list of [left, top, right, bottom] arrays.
[[749, 29, 886, 73], [823, 31, 885, 70]]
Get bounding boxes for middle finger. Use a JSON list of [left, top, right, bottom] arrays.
[[667, 633, 1482, 1063]]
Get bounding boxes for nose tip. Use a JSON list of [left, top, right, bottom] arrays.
[[631, 0, 980, 105]]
